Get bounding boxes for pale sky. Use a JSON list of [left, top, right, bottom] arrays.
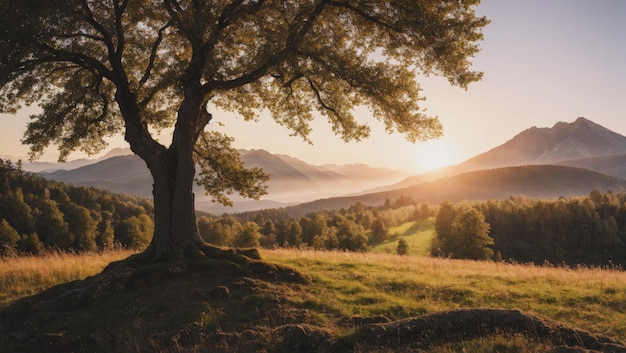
[[1, 0, 625, 173]]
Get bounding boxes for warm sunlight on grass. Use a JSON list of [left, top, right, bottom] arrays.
[[0, 250, 136, 306], [262, 248, 626, 339], [3, 247, 626, 345], [371, 219, 435, 256]]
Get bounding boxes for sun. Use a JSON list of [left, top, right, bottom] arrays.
[[413, 140, 455, 173]]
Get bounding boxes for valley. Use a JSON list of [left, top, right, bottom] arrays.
[[17, 117, 625, 215]]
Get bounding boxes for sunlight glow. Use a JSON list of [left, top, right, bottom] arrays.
[[413, 140, 454, 173]]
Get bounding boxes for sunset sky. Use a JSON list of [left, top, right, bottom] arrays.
[[1, 0, 624, 173]]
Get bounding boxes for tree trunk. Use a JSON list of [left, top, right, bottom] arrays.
[[143, 109, 208, 258], [116, 81, 210, 260], [119, 96, 206, 260], [144, 145, 202, 259]]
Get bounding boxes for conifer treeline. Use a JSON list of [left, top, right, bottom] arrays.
[[432, 192, 626, 266], [219, 191, 626, 267], [0, 159, 154, 254]]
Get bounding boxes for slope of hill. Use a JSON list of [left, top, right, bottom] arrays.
[[0, 159, 154, 253], [558, 153, 626, 180], [460, 117, 626, 170], [288, 165, 626, 215]]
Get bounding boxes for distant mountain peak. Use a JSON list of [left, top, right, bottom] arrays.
[[98, 147, 132, 160], [460, 117, 626, 170]]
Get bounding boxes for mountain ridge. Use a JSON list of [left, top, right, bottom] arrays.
[[380, 117, 626, 192], [38, 149, 410, 209], [459, 117, 626, 170], [23, 117, 626, 213]]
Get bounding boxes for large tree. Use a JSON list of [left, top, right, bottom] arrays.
[[0, 0, 488, 260]]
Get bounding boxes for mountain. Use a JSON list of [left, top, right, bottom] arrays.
[[377, 117, 626, 192], [459, 117, 626, 170], [289, 117, 626, 215], [15, 147, 134, 173], [39, 149, 409, 212], [31, 117, 626, 214], [287, 165, 626, 215], [20, 158, 96, 173], [98, 147, 133, 159], [237, 150, 408, 202], [41, 155, 154, 197], [239, 149, 350, 202]]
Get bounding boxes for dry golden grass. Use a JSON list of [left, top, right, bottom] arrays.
[[0, 249, 136, 306]]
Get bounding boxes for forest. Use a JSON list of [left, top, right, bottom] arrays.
[[1, 159, 625, 267], [0, 159, 154, 254]]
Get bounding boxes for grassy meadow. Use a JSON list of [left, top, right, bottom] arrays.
[[262, 249, 626, 340], [370, 219, 435, 256], [1, 247, 625, 352]]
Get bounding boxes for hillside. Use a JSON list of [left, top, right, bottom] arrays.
[[0, 159, 154, 254], [559, 153, 626, 180], [41, 155, 154, 197], [288, 165, 626, 215], [2, 249, 625, 352]]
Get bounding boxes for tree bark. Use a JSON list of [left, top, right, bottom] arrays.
[[143, 96, 206, 259]]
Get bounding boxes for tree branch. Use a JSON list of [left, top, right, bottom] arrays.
[[206, 0, 329, 93], [79, 0, 117, 64], [34, 42, 115, 81], [306, 76, 337, 115], [327, 1, 400, 31], [113, 0, 130, 58], [138, 20, 173, 88]]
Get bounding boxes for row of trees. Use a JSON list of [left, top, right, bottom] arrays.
[[432, 191, 626, 266], [199, 199, 436, 251], [0, 159, 154, 255]]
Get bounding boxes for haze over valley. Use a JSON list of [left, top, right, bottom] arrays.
[[7, 117, 624, 214]]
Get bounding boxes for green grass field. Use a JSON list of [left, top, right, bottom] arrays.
[[370, 218, 435, 256]]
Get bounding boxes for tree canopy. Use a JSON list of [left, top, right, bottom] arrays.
[[0, 0, 488, 258]]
